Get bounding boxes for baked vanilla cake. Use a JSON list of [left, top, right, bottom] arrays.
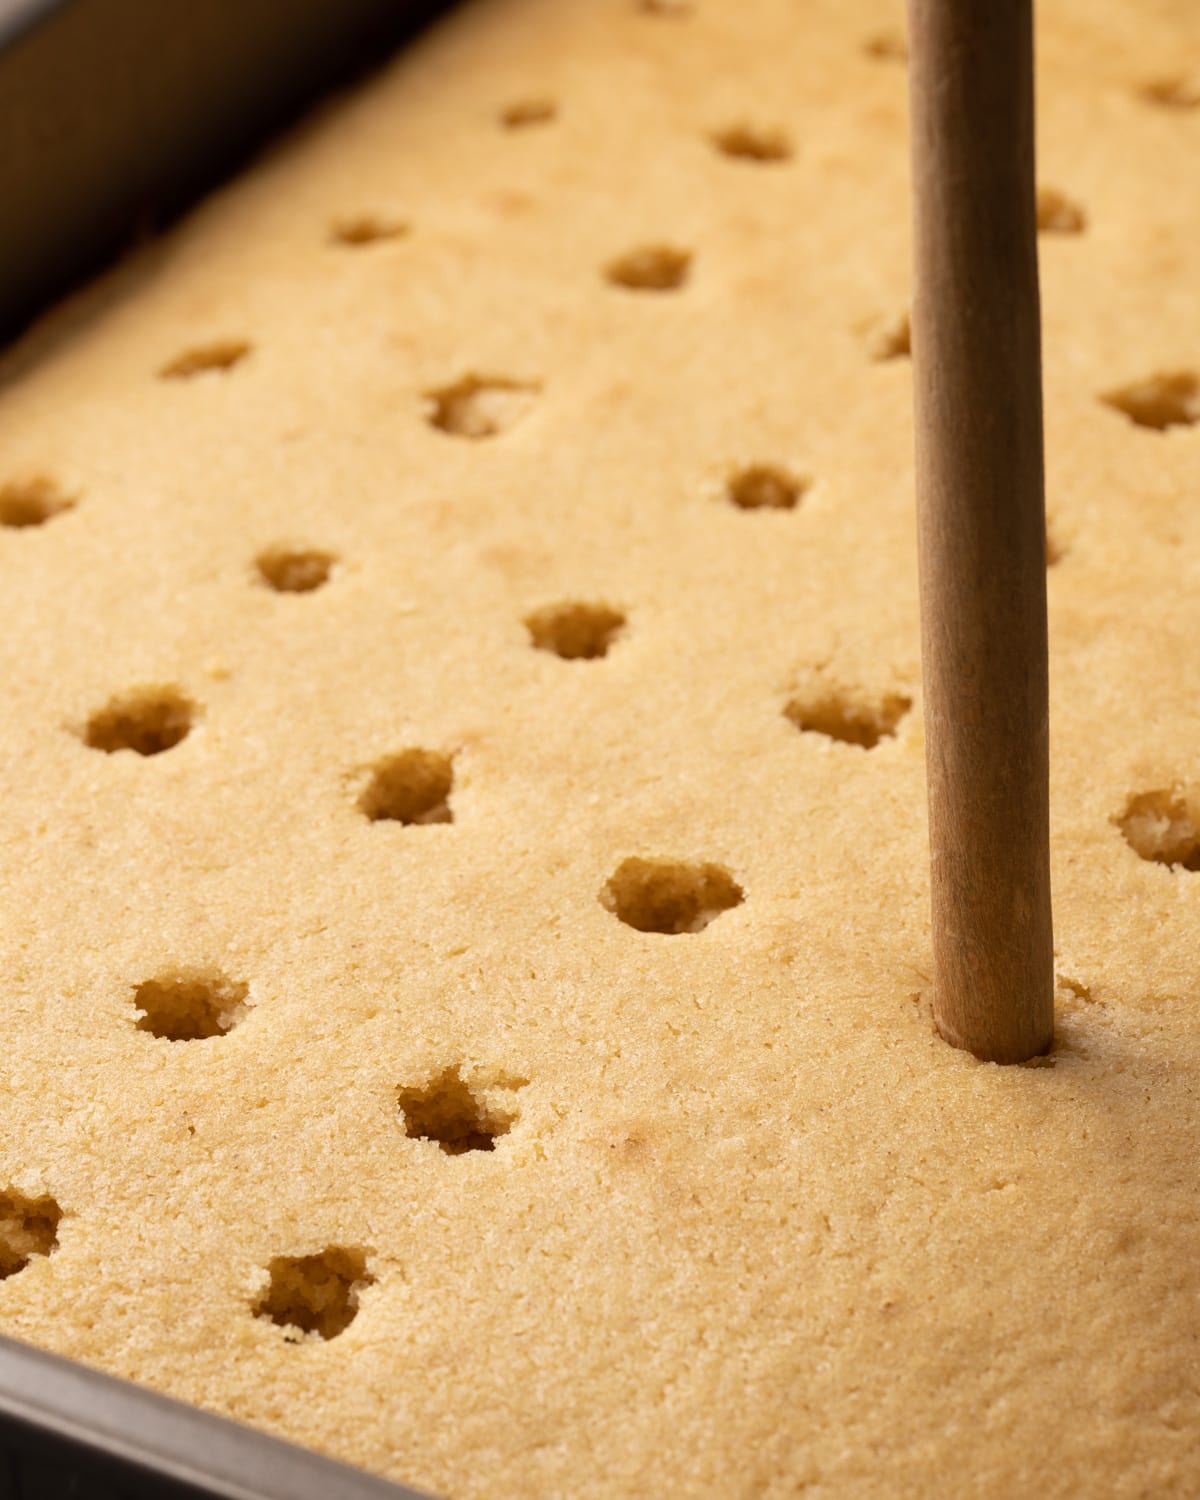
[[1, 0, 1198, 1494]]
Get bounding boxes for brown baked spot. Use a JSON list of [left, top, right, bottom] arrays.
[[83, 688, 196, 756], [710, 123, 792, 163], [605, 245, 692, 292], [500, 97, 557, 128], [330, 213, 408, 246], [1100, 372, 1200, 431], [1045, 520, 1065, 568], [425, 375, 540, 439], [1037, 186, 1086, 235], [0, 476, 75, 529], [1140, 74, 1200, 109], [864, 30, 906, 61], [637, 0, 692, 15], [726, 464, 808, 511], [359, 749, 454, 825], [1117, 790, 1200, 871], [0, 1190, 61, 1280], [784, 690, 911, 749], [863, 309, 911, 362], [525, 601, 625, 659], [159, 339, 251, 379], [254, 1248, 374, 1341], [133, 971, 251, 1041], [397, 1066, 523, 1155], [602, 857, 743, 934], [256, 546, 336, 593]]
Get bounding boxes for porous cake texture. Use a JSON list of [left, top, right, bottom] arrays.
[[1, 0, 1199, 1495]]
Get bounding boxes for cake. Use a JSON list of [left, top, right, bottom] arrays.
[[1, 0, 1198, 1494]]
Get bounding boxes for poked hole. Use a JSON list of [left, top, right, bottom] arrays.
[[601, 857, 743, 934], [710, 122, 792, 163], [605, 245, 692, 292], [726, 463, 809, 511], [1100, 371, 1200, 431], [397, 1066, 525, 1155], [82, 687, 197, 756], [1037, 186, 1087, 235], [425, 375, 540, 439], [1117, 789, 1200, 871], [159, 339, 251, 379], [862, 309, 910, 362], [0, 1188, 61, 1281], [256, 546, 336, 594], [358, 749, 455, 825], [500, 97, 557, 128], [784, 688, 911, 749], [253, 1247, 374, 1341], [0, 475, 76, 529], [1139, 74, 1200, 109], [525, 601, 626, 659], [132, 969, 251, 1042], [330, 213, 408, 247]]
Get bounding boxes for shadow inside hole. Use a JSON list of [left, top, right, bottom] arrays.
[[784, 691, 911, 749], [0, 476, 75, 528], [132, 971, 251, 1041], [83, 688, 197, 756], [601, 856, 743, 934], [253, 1247, 374, 1341], [358, 749, 454, 825], [525, 601, 626, 659], [605, 245, 692, 292], [1100, 371, 1199, 431], [397, 1065, 523, 1155], [256, 546, 336, 593], [1117, 789, 1200, 871], [159, 339, 251, 379], [0, 1189, 61, 1281]]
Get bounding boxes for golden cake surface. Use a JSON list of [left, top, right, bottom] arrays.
[[1, 1, 1199, 1494]]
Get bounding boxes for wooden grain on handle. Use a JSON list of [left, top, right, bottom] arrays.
[[906, 0, 1054, 1063]]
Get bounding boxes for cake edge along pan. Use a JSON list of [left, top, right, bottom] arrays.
[[0, 0, 451, 1493]]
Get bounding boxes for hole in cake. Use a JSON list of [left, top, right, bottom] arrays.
[[500, 97, 557, 128], [784, 690, 911, 749], [330, 212, 408, 246], [159, 339, 251, 379], [397, 1066, 523, 1154], [425, 375, 540, 439], [605, 245, 692, 292], [0, 1189, 61, 1281], [0, 475, 76, 529], [864, 30, 906, 61], [133, 971, 251, 1041], [83, 687, 196, 756], [1100, 372, 1200, 431], [1045, 520, 1065, 568], [1036, 186, 1086, 235], [1117, 789, 1200, 871], [254, 1247, 374, 1341], [1139, 74, 1200, 109], [359, 749, 454, 825], [525, 601, 626, 659], [862, 309, 911, 362], [602, 857, 744, 934], [726, 464, 809, 511], [710, 123, 792, 163], [256, 546, 336, 594]]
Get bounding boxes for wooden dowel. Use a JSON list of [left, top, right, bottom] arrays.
[[906, 0, 1054, 1063]]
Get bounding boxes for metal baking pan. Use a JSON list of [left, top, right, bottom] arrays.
[[0, 0, 451, 341], [0, 0, 451, 1492]]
